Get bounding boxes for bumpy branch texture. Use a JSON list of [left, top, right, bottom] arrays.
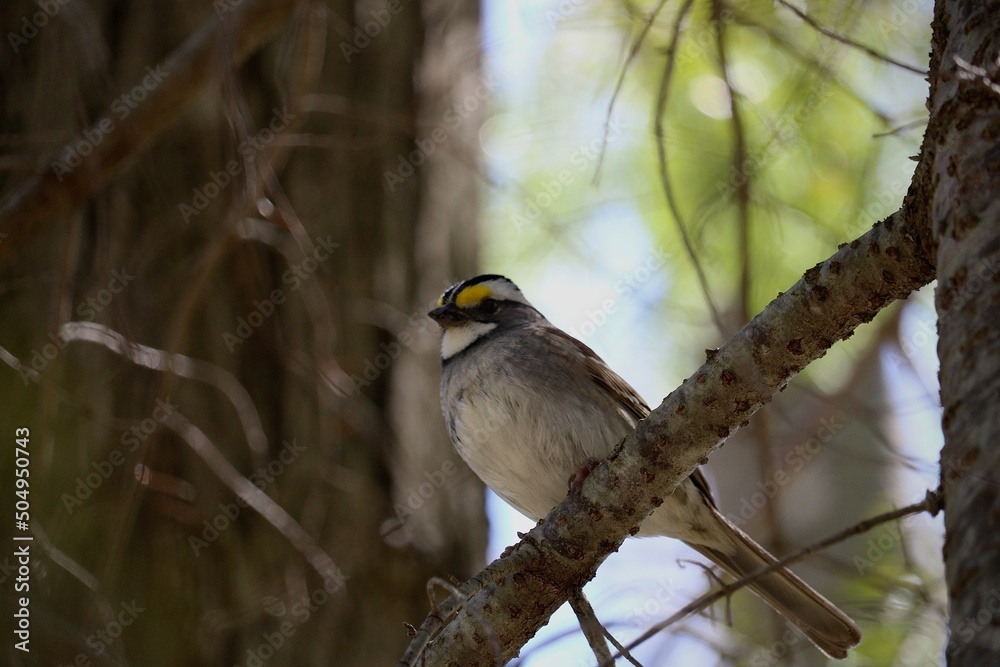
[[929, 1, 1000, 664], [408, 208, 935, 665], [0, 0, 297, 262]]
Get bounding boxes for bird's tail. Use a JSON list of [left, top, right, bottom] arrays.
[[690, 509, 862, 659]]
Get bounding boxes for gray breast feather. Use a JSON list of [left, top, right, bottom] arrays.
[[440, 325, 632, 520]]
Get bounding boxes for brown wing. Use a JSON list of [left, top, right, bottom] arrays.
[[547, 328, 650, 421], [545, 325, 719, 509]]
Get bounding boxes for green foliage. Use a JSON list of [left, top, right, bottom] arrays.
[[485, 0, 929, 380], [481, 0, 937, 663]]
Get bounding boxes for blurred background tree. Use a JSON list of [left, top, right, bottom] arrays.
[[1, 0, 486, 665], [0, 0, 951, 666]]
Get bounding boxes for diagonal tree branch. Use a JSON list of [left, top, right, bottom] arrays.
[[0, 0, 298, 262], [402, 198, 935, 664]]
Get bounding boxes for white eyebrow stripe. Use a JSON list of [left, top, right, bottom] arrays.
[[477, 278, 531, 306]]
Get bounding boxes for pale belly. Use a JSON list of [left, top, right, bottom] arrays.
[[446, 376, 619, 522], [443, 371, 726, 549]]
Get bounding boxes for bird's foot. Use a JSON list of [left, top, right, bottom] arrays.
[[500, 531, 540, 558], [568, 457, 600, 496]]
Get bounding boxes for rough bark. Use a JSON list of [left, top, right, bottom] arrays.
[[929, 1, 1000, 663]]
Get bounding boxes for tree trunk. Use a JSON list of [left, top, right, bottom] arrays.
[[0, 0, 484, 664], [930, 1, 1000, 663]]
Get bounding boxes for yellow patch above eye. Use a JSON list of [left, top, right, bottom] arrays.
[[437, 293, 446, 306], [455, 284, 491, 308]]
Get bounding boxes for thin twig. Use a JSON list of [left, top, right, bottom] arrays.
[[872, 119, 929, 138], [598, 628, 643, 667], [652, 0, 727, 335], [31, 522, 133, 658], [595, 0, 670, 181], [57, 321, 269, 457], [165, 410, 346, 587], [734, 10, 892, 123], [774, 0, 926, 75], [569, 589, 616, 665], [712, 0, 752, 326], [32, 521, 102, 593], [617, 491, 942, 656]]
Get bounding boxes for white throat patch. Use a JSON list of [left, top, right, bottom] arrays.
[[441, 322, 497, 360]]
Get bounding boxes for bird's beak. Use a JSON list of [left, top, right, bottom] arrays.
[[428, 303, 465, 328]]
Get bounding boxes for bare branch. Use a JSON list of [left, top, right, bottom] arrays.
[[734, 11, 892, 124], [712, 0, 752, 325], [652, 0, 728, 335], [405, 203, 936, 664], [872, 119, 929, 138], [164, 410, 345, 587], [596, 0, 670, 180], [569, 589, 616, 666], [619, 491, 942, 655], [32, 521, 102, 593], [57, 321, 269, 458], [774, 0, 927, 76]]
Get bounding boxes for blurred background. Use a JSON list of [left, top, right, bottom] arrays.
[[0, 0, 941, 665]]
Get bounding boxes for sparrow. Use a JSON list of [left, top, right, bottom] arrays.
[[429, 274, 861, 658]]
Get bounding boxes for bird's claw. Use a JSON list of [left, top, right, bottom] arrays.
[[568, 457, 600, 495]]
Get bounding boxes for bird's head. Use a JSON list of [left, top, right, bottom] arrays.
[[429, 274, 536, 359]]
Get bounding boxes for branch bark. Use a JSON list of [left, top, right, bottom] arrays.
[[403, 200, 935, 663], [928, 1, 1000, 664]]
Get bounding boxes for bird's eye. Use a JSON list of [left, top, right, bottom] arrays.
[[480, 298, 499, 314]]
